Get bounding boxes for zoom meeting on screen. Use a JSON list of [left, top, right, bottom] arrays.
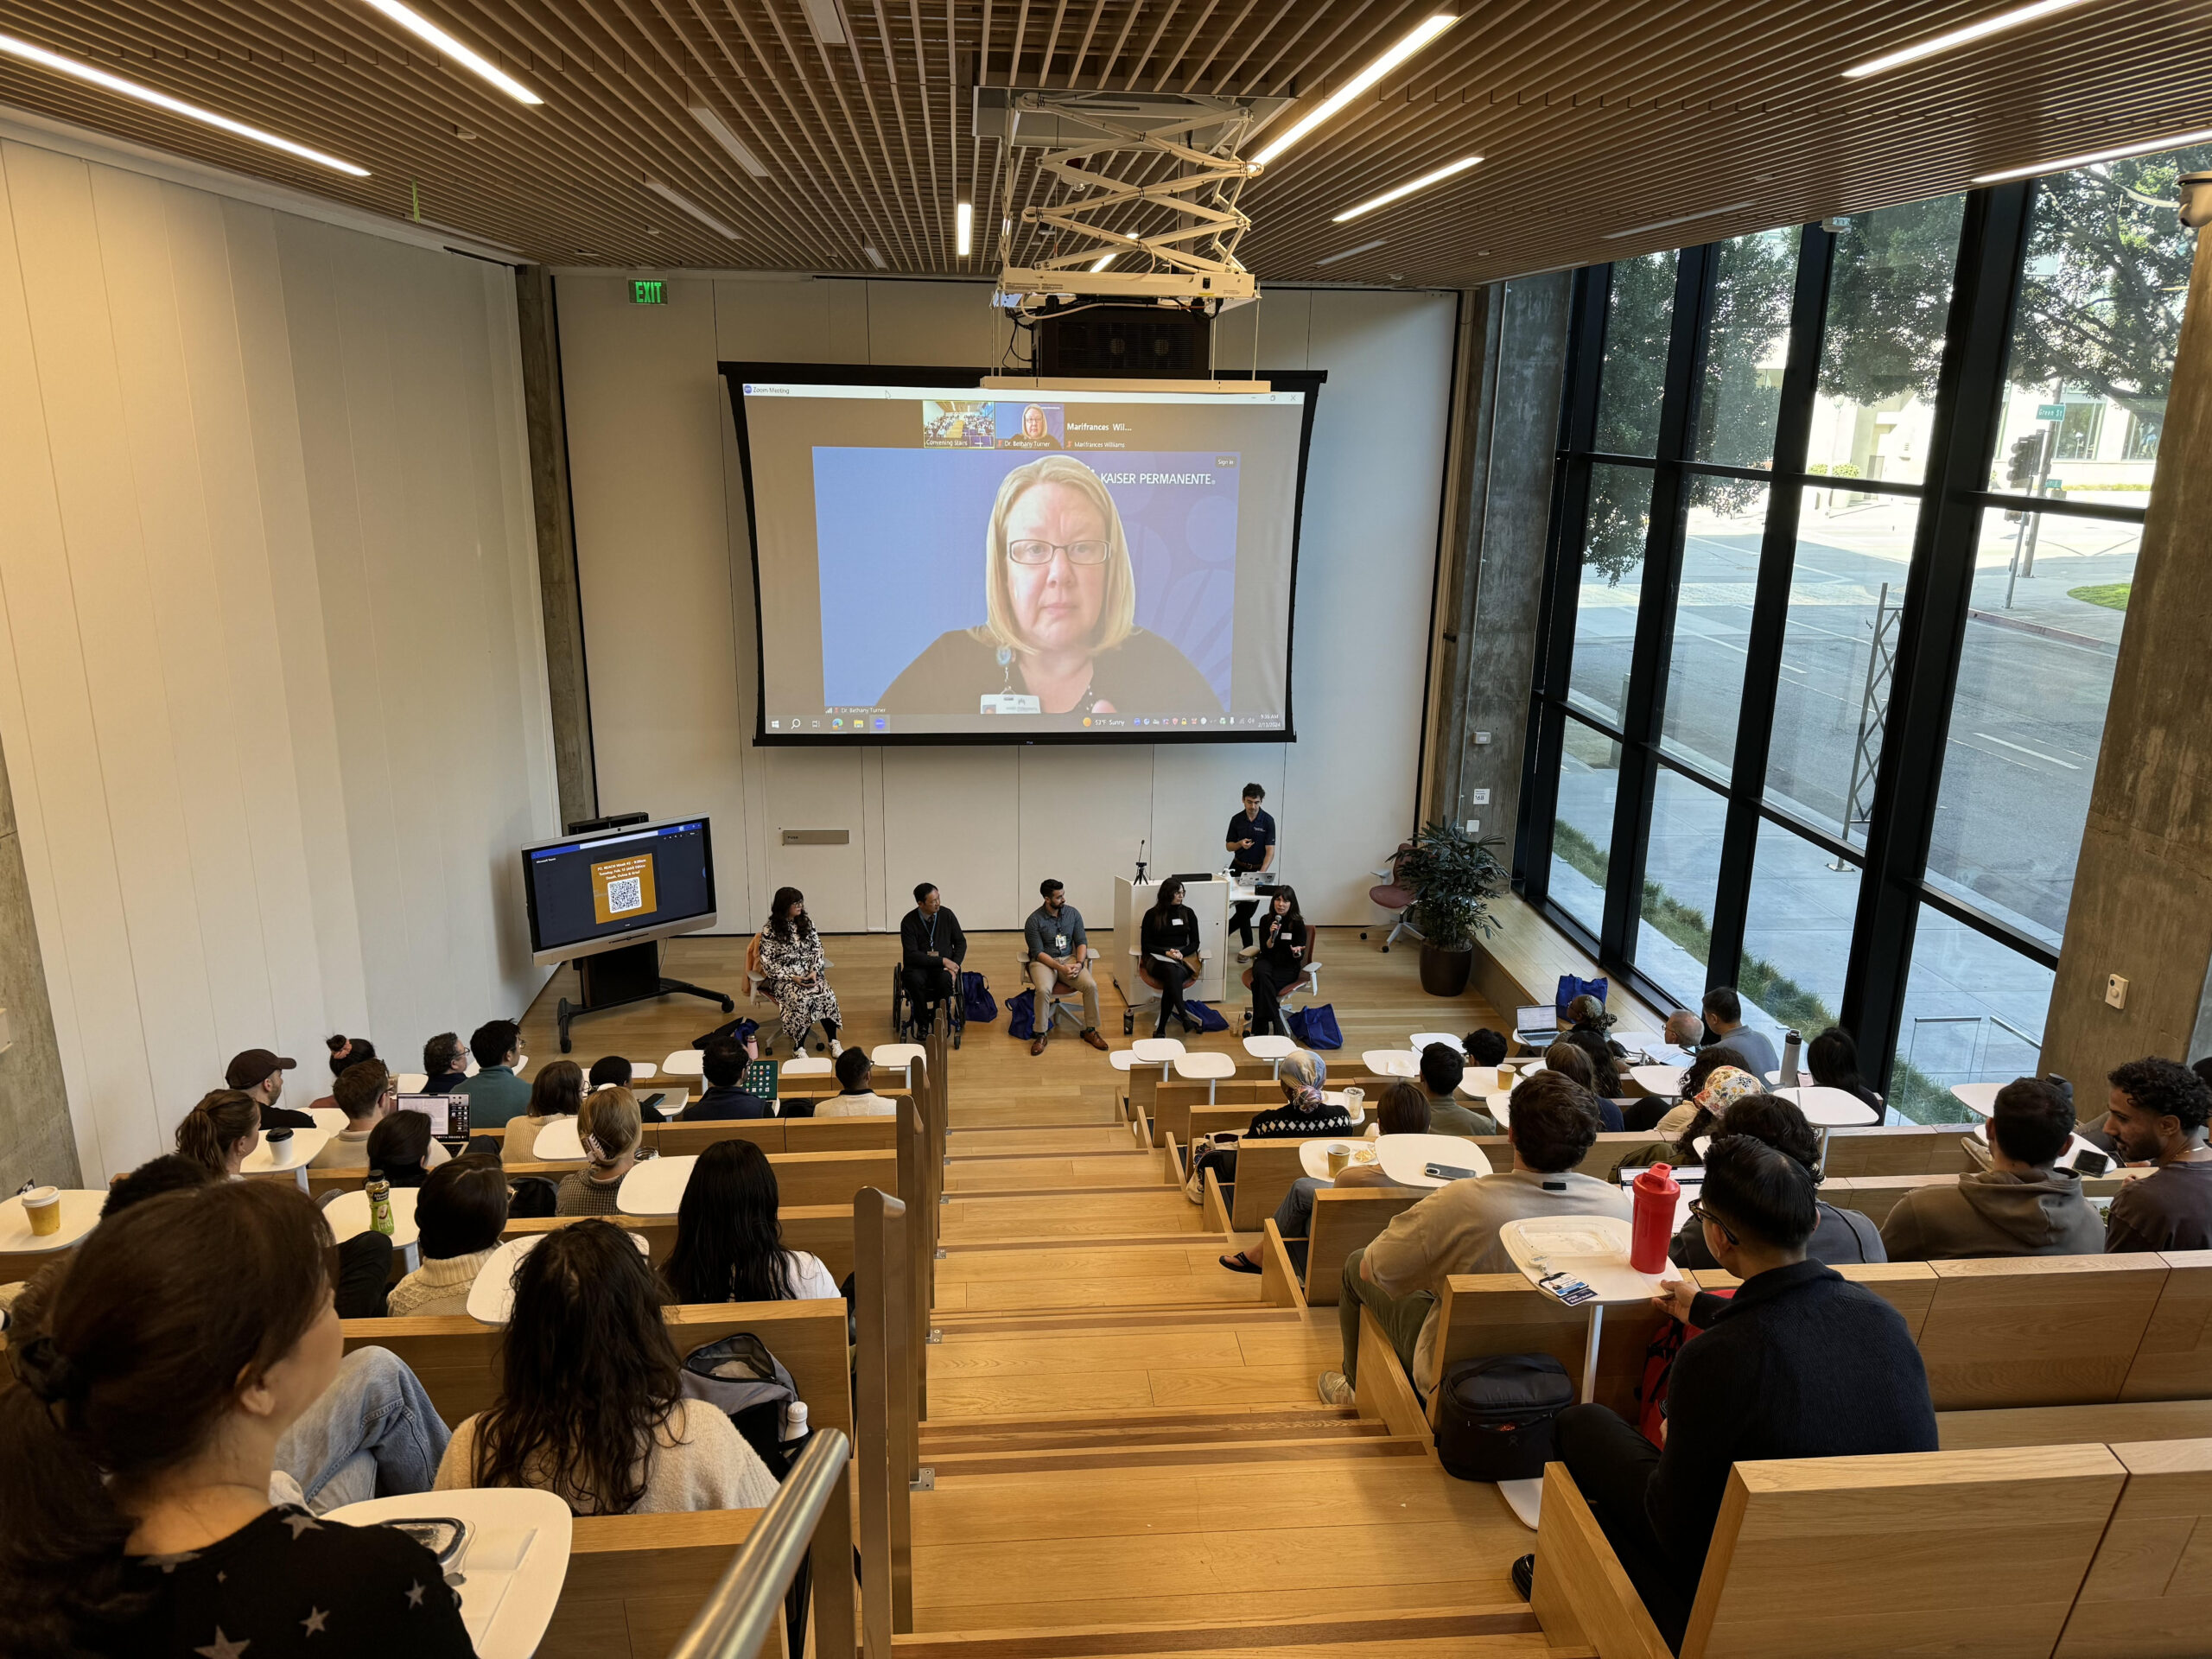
[[741, 380, 1309, 739], [527, 822, 714, 954]]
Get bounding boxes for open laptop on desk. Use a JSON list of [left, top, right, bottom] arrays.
[[401, 1093, 470, 1152], [1515, 1005, 1563, 1048]]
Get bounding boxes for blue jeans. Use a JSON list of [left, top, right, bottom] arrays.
[[275, 1346, 451, 1511]]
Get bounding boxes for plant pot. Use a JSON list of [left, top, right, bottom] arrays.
[[1419, 941, 1474, 997]]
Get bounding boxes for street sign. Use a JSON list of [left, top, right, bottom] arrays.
[[2037, 403, 2066, 421]]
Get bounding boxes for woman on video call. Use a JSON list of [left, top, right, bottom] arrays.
[[880, 454, 1223, 716]]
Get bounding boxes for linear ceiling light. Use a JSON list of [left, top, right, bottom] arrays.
[[1841, 0, 2089, 79], [0, 30, 369, 175], [361, 1, 541, 104], [644, 177, 740, 238], [1252, 14, 1459, 167], [862, 245, 887, 269], [1316, 238, 1388, 266], [1974, 124, 2212, 182], [1603, 200, 1752, 239], [956, 200, 974, 257], [799, 0, 849, 46], [688, 101, 770, 177], [1090, 252, 1116, 272], [1332, 154, 1482, 222]]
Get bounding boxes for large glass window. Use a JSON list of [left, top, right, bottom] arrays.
[[1695, 228, 1796, 467], [1811, 194, 1963, 487], [1551, 722, 1622, 938], [1567, 465, 1655, 728], [1738, 819, 1864, 1055], [1594, 251, 1676, 455], [1637, 769, 1728, 989], [1660, 476, 1767, 780], [1892, 904, 2053, 1125]]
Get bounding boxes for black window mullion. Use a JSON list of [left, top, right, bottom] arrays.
[[1707, 222, 1837, 990], [1600, 245, 1714, 969], [1840, 182, 2036, 1091]]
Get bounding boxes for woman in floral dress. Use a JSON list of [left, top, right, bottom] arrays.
[[759, 887, 842, 1055]]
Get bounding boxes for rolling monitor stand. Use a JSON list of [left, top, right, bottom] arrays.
[[555, 939, 734, 1052]]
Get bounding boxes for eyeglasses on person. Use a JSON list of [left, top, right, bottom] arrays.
[[1687, 1198, 1738, 1247], [1007, 538, 1110, 566]]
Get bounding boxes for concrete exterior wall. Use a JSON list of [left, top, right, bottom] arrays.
[[0, 732, 74, 1191]]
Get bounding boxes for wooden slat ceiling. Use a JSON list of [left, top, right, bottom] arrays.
[[0, 0, 2206, 287]]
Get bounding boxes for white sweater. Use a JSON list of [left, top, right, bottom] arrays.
[[435, 1399, 778, 1514]]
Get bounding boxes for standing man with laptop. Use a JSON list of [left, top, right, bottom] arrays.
[[1226, 783, 1277, 950]]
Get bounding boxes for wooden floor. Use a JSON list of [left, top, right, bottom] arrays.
[[523, 929, 1573, 1656]]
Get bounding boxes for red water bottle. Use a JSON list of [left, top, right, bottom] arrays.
[[1630, 1163, 1681, 1274]]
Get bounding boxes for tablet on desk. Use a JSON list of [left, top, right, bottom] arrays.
[[399, 1093, 468, 1138]]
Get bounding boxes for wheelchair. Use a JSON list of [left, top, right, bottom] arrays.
[[889, 963, 965, 1048]]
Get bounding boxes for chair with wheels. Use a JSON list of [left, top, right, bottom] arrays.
[[1239, 937, 1321, 1037], [1022, 950, 1088, 1048], [1365, 842, 1420, 951]]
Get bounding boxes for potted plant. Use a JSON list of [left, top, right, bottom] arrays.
[[1397, 819, 1508, 997]]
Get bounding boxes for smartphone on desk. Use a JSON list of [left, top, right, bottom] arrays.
[[1424, 1162, 1482, 1183]]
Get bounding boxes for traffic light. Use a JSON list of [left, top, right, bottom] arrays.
[[2005, 433, 2044, 490]]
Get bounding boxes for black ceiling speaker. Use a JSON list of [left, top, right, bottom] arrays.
[[1036, 304, 1212, 378]]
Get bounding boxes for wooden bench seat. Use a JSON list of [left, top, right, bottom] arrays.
[[540, 1508, 772, 1659], [311, 1147, 899, 1208]]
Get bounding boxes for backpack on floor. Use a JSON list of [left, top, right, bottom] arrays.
[[1286, 1003, 1344, 1050], [1184, 999, 1230, 1033], [1006, 988, 1036, 1039], [1435, 1354, 1574, 1481], [506, 1177, 559, 1219], [692, 1015, 762, 1050], [680, 1332, 804, 1481], [962, 970, 998, 1024]]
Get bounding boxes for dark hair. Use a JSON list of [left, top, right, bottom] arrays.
[[912, 882, 937, 906], [663, 1140, 798, 1304], [0, 1182, 330, 1655], [471, 1019, 521, 1068], [416, 1156, 510, 1257], [1991, 1078, 2076, 1166], [1418, 1042, 1465, 1096], [1266, 884, 1304, 931], [174, 1090, 259, 1174], [1702, 986, 1743, 1025], [1701, 1134, 1818, 1249], [1541, 1039, 1596, 1090], [1241, 783, 1265, 800], [702, 1038, 747, 1090], [333, 1058, 392, 1121], [1565, 994, 1613, 1033], [473, 1220, 682, 1514], [325, 1033, 378, 1077], [1152, 878, 1185, 912], [99, 1154, 216, 1219], [528, 1059, 585, 1119], [1377, 1080, 1432, 1136], [767, 886, 814, 943], [2194, 1057, 2212, 1096], [2109, 1057, 2212, 1134], [1039, 877, 1063, 900], [1560, 1029, 1623, 1096], [1681, 1043, 1750, 1101], [835, 1047, 874, 1091], [1713, 1094, 1821, 1173], [1807, 1027, 1870, 1095], [1507, 1071, 1601, 1173], [423, 1031, 466, 1077], [1463, 1028, 1510, 1066], [366, 1110, 434, 1183], [588, 1055, 634, 1090]]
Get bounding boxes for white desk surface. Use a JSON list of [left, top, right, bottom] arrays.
[[1131, 1037, 1186, 1064], [1379, 1134, 1493, 1187], [661, 1049, 707, 1077], [1628, 1065, 1685, 1096], [1409, 1032, 1463, 1052], [324, 1487, 572, 1659], [1459, 1067, 1503, 1096], [241, 1128, 331, 1174], [467, 1231, 650, 1323], [1770, 1085, 1881, 1127], [533, 1117, 586, 1160], [0, 1189, 105, 1253], [1361, 1050, 1420, 1078], [1500, 1215, 1680, 1305], [308, 1107, 350, 1134], [872, 1043, 926, 1069], [1243, 1035, 1297, 1061], [1950, 1081, 2003, 1118], [395, 1072, 429, 1093], [1173, 1052, 1236, 1080], [325, 1186, 421, 1251], [1300, 1135, 1382, 1180], [618, 1154, 694, 1215], [783, 1057, 833, 1077]]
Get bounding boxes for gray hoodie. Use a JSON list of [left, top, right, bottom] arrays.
[[1878, 1166, 2105, 1262]]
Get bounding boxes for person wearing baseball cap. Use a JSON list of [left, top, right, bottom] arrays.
[[226, 1047, 314, 1129]]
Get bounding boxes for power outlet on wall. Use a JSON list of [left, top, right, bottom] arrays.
[[2106, 974, 2129, 1010], [1466, 818, 1481, 836]]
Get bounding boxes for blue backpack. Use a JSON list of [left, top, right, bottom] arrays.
[[1183, 999, 1230, 1033], [1555, 976, 1608, 1016], [1287, 1003, 1344, 1049], [1006, 988, 1036, 1039], [963, 970, 998, 1024]]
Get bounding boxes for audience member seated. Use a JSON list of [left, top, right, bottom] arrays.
[[1462, 1027, 1510, 1070], [1806, 1026, 1884, 1113], [760, 886, 842, 1057], [307, 1033, 379, 1116], [815, 1046, 896, 1117], [1609, 1063, 1762, 1181], [1319, 1071, 1629, 1407], [899, 881, 967, 1034], [455, 1018, 531, 1128], [1025, 877, 1109, 1053], [1699, 987, 1778, 1077], [662, 1139, 843, 1303], [2102, 1056, 2212, 1252], [1548, 1036, 1627, 1130], [1221, 1080, 1432, 1275], [1620, 1042, 1750, 1135], [420, 1030, 469, 1093], [1421, 1042, 1498, 1137], [681, 1037, 774, 1121], [1531, 1135, 1938, 1647], [387, 1157, 511, 1316], [365, 1110, 437, 1188], [434, 1220, 778, 1514], [505, 1058, 587, 1160], [1879, 1078, 2100, 1261], [312, 1060, 451, 1173], [226, 1045, 314, 1130], [590, 1053, 671, 1122], [1662, 1010, 1705, 1053], [1190, 1050, 1353, 1195], [1670, 1094, 1883, 1268], [557, 1088, 644, 1216], [0, 1179, 471, 1657], [1563, 993, 1627, 1058]]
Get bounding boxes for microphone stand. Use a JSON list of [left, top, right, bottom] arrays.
[[1134, 838, 1148, 883]]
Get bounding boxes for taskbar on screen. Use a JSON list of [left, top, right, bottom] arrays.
[[766, 710, 1285, 735]]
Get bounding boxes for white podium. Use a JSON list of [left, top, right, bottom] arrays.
[[1113, 874, 1231, 1002]]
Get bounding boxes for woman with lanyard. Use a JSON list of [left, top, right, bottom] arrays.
[[1139, 878, 1205, 1039], [1244, 885, 1309, 1039]]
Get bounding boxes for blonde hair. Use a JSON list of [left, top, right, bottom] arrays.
[[577, 1086, 642, 1172], [972, 454, 1135, 658]]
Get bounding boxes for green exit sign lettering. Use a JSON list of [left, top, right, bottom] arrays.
[[630, 279, 668, 306]]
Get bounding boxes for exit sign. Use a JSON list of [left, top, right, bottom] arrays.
[[2036, 402, 2066, 421], [630, 279, 668, 305]]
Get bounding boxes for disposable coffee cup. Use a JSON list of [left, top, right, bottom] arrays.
[[1325, 1142, 1353, 1178], [22, 1185, 61, 1237], [264, 1126, 295, 1164]]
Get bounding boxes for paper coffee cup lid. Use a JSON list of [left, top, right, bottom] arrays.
[[22, 1185, 57, 1203]]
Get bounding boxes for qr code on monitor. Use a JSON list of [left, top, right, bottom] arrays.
[[607, 876, 645, 914]]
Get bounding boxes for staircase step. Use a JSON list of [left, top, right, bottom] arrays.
[[893, 1605, 1554, 1657], [933, 1304, 1294, 1335], [925, 1319, 1344, 1418], [942, 1190, 1211, 1241], [920, 1402, 1376, 1444], [948, 1125, 1143, 1154], [945, 1151, 1171, 1192], [927, 1433, 1432, 1478]]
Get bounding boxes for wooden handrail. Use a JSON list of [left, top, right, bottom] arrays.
[[854, 1186, 914, 1652]]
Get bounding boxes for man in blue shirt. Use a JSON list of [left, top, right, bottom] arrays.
[[682, 1036, 776, 1120], [454, 1019, 531, 1128], [1025, 878, 1108, 1054], [1225, 783, 1277, 947]]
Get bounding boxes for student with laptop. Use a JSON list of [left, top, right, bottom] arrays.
[[311, 1061, 451, 1173]]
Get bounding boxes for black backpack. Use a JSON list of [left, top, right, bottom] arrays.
[[1433, 1354, 1574, 1481]]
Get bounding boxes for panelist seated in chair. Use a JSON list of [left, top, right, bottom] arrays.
[[1139, 877, 1205, 1040], [1525, 1135, 1938, 1647], [1024, 877, 1109, 1054], [899, 881, 966, 1033], [759, 887, 842, 1058], [1243, 885, 1308, 1039]]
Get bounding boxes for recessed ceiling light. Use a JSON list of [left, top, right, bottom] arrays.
[[1842, 0, 2089, 79], [360, 1, 542, 105], [956, 200, 974, 257], [1332, 154, 1482, 223], [0, 30, 368, 175], [1974, 123, 2212, 182], [643, 177, 740, 238], [689, 101, 770, 178], [1603, 201, 1753, 239], [1316, 238, 1387, 266], [1253, 14, 1460, 167], [863, 245, 887, 269], [799, 0, 849, 47]]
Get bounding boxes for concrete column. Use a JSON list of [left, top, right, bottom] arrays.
[[515, 264, 598, 831], [2044, 222, 2212, 1098], [1427, 272, 1573, 865], [0, 730, 78, 1191]]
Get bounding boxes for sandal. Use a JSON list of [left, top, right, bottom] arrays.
[[1218, 1252, 1261, 1274]]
